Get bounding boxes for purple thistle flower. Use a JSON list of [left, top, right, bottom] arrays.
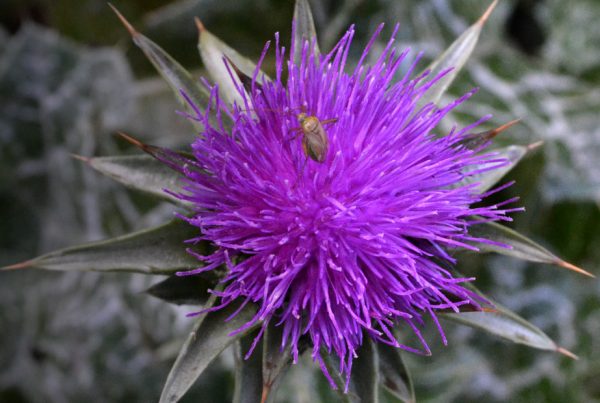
[[171, 24, 519, 388]]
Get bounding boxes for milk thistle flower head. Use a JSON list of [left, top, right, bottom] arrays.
[[170, 16, 520, 389], [5, 2, 590, 402]]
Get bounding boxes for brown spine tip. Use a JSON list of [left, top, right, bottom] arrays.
[[527, 140, 544, 151], [483, 118, 521, 141], [108, 3, 138, 37], [557, 346, 579, 360], [117, 131, 147, 150], [1, 260, 33, 271], [70, 153, 91, 163], [558, 260, 595, 278], [194, 17, 206, 34], [478, 0, 499, 26], [260, 385, 270, 403]]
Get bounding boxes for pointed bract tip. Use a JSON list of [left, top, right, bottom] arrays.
[[557, 346, 579, 360], [108, 3, 138, 36], [223, 55, 240, 74], [478, 0, 499, 26], [1, 260, 33, 271], [527, 140, 544, 151], [496, 118, 521, 133], [487, 118, 521, 140], [558, 260, 595, 278], [117, 131, 146, 150], [194, 17, 206, 34], [260, 386, 270, 403], [70, 153, 91, 163]]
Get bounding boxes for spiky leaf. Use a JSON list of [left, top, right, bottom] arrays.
[[322, 355, 354, 402], [146, 275, 214, 306], [233, 330, 264, 403], [293, 0, 320, 63], [470, 221, 593, 277], [2, 220, 202, 274], [441, 284, 571, 356], [351, 338, 379, 403], [442, 309, 556, 351], [109, 5, 216, 131], [159, 302, 259, 403], [81, 155, 190, 207], [261, 324, 292, 403], [377, 343, 415, 403], [418, 0, 497, 107], [196, 19, 267, 106], [464, 144, 529, 193]]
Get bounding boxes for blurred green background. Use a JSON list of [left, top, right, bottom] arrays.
[[1, 0, 599, 402]]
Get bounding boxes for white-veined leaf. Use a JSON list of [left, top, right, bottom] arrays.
[[109, 5, 219, 131], [80, 154, 191, 207], [2, 220, 202, 275], [159, 302, 259, 403], [418, 0, 498, 108], [261, 324, 292, 403], [293, 0, 320, 63], [470, 221, 593, 277], [195, 18, 268, 106], [146, 275, 214, 306], [377, 343, 415, 403], [350, 338, 379, 403], [233, 329, 264, 403], [441, 283, 577, 358]]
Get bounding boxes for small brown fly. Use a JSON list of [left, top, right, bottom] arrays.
[[291, 111, 338, 163]]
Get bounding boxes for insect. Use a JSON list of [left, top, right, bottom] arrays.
[[291, 111, 338, 163], [222, 56, 338, 163]]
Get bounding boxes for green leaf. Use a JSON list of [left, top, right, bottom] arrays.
[[442, 307, 555, 351], [109, 5, 215, 131], [233, 330, 264, 403], [470, 221, 594, 277], [351, 338, 379, 403], [80, 154, 190, 207], [418, 0, 497, 108], [377, 344, 415, 403], [441, 284, 576, 358], [261, 324, 292, 403], [2, 220, 202, 275], [460, 144, 528, 194], [146, 275, 214, 306], [293, 0, 320, 63], [195, 18, 268, 107], [476, 145, 528, 193], [321, 357, 354, 403], [159, 302, 258, 403]]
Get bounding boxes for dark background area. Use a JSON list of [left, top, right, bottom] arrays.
[[1, 0, 599, 402]]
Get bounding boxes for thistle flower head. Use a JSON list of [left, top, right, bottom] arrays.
[[174, 23, 516, 387]]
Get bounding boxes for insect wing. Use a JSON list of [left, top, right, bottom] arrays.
[[304, 123, 329, 162]]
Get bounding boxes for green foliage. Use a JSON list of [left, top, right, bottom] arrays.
[[160, 301, 258, 403], [417, 0, 497, 109], [3, 220, 203, 274], [82, 154, 191, 207]]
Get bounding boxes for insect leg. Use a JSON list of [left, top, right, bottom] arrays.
[[320, 118, 338, 126], [287, 127, 303, 142]]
